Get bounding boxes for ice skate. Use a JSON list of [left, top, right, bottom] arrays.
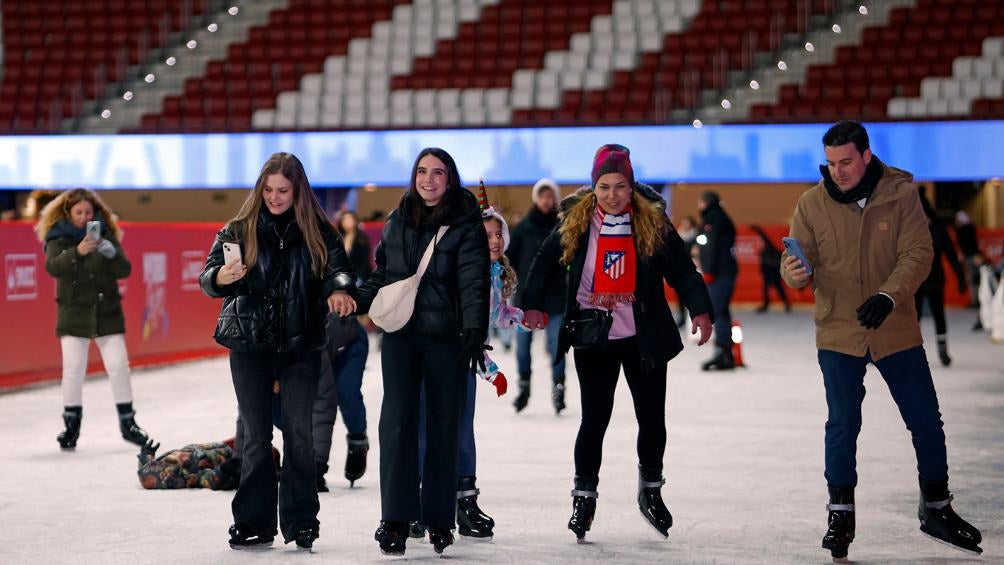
[[567, 477, 598, 543], [918, 479, 982, 555], [701, 347, 735, 371], [428, 528, 454, 555], [936, 337, 952, 367], [408, 521, 427, 539], [118, 410, 149, 447], [820, 486, 855, 563], [457, 476, 494, 538], [375, 521, 408, 556], [292, 526, 318, 552], [637, 466, 672, 538], [57, 408, 82, 451], [513, 379, 530, 413], [345, 433, 369, 487], [551, 382, 566, 415], [228, 523, 274, 550]]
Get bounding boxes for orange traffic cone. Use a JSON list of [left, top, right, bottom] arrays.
[[730, 319, 746, 368]]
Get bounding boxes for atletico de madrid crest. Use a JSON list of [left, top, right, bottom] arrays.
[[603, 250, 626, 280]]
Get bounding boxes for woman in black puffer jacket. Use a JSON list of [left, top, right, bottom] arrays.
[[200, 152, 356, 552], [356, 147, 489, 557]]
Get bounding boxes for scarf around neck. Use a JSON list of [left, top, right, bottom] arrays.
[[589, 206, 636, 308], [820, 156, 884, 204]]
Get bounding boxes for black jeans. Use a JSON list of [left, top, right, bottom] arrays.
[[572, 337, 668, 481], [915, 284, 947, 336], [230, 350, 321, 542], [379, 333, 466, 529]]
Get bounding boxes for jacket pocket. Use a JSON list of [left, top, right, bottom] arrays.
[[813, 288, 833, 323]]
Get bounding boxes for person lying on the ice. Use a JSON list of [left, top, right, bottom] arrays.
[[136, 438, 240, 490]]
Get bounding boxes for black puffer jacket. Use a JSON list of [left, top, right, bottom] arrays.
[[356, 189, 489, 338], [507, 205, 565, 313], [522, 183, 713, 371], [699, 201, 738, 278], [200, 210, 356, 352]]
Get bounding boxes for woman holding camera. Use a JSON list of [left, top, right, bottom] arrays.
[[200, 152, 356, 552], [35, 188, 149, 451], [522, 145, 714, 542]]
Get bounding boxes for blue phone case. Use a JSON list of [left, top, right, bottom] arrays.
[[782, 237, 813, 274]]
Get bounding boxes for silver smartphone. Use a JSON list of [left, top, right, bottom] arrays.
[[85, 220, 101, 240], [222, 242, 243, 266]]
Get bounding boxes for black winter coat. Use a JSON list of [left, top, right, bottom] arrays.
[[356, 190, 489, 338], [923, 219, 965, 289], [699, 203, 738, 278], [522, 184, 713, 371], [200, 210, 356, 352], [507, 205, 565, 313]]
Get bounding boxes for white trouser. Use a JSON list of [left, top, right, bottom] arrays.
[[60, 334, 133, 407]]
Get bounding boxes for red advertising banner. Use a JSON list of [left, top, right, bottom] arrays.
[[1, 221, 226, 389]]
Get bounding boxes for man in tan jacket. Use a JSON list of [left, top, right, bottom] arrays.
[[781, 121, 982, 562]]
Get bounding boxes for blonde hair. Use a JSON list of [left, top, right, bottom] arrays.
[[35, 188, 123, 242], [227, 152, 331, 277], [558, 190, 665, 266], [484, 217, 518, 299]]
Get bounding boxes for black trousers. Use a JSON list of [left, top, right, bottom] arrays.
[[572, 337, 668, 481], [230, 350, 321, 542], [379, 333, 466, 529], [915, 283, 948, 336]]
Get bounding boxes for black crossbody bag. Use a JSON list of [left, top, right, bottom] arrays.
[[565, 308, 613, 349]]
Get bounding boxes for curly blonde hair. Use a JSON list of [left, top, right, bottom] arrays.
[[558, 190, 665, 266], [34, 188, 123, 242], [484, 217, 518, 299]]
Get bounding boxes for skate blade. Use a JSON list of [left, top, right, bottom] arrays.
[[229, 541, 274, 550], [379, 549, 405, 557], [458, 533, 493, 541], [920, 530, 983, 556], [832, 557, 850, 564], [638, 510, 670, 540]]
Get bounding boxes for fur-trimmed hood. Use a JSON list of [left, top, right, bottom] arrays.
[[558, 181, 666, 219]]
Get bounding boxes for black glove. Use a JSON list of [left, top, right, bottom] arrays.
[[856, 293, 894, 329], [458, 329, 491, 374]]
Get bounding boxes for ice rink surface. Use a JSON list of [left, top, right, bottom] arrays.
[[1, 308, 1001, 564]]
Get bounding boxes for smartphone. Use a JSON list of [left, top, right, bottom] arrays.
[[86, 220, 101, 240], [782, 237, 813, 275], [222, 242, 243, 267]]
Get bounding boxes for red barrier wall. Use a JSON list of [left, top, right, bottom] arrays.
[[3, 221, 1001, 390], [1, 221, 226, 389]]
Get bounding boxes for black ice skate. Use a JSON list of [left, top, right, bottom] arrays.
[[567, 477, 598, 543], [552, 382, 566, 415], [637, 466, 672, 538], [228, 523, 274, 550], [408, 521, 427, 539], [345, 433, 369, 487], [513, 379, 530, 413], [428, 527, 454, 555], [701, 347, 735, 371], [375, 521, 408, 556], [936, 337, 952, 367], [820, 486, 855, 563], [457, 476, 495, 538], [918, 478, 982, 555], [57, 408, 82, 450], [291, 526, 319, 552], [118, 410, 150, 446]]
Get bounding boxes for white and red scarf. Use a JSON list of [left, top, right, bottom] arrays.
[[589, 206, 636, 308]]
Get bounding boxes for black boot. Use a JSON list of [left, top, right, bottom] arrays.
[[428, 527, 454, 555], [457, 476, 495, 538], [637, 465, 672, 538], [701, 347, 735, 371], [291, 525, 319, 551], [821, 486, 855, 563], [345, 433, 368, 486], [551, 382, 566, 415], [408, 521, 426, 539], [936, 336, 952, 367], [513, 378, 530, 413], [567, 476, 598, 542], [316, 461, 329, 493], [116, 403, 149, 446], [918, 478, 982, 555], [375, 521, 408, 556], [228, 523, 274, 550], [57, 406, 82, 450]]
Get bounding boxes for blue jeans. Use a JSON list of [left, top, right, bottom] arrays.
[[419, 369, 477, 477], [818, 346, 948, 487], [708, 276, 736, 348], [516, 312, 566, 382], [312, 325, 369, 466]]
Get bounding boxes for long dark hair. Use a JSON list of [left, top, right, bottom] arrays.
[[399, 147, 465, 228], [228, 152, 331, 276]]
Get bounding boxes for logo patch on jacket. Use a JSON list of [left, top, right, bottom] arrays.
[[878, 221, 889, 231]]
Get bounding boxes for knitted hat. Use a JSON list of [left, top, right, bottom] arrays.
[[591, 144, 634, 187], [476, 179, 511, 251], [531, 178, 561, 205]]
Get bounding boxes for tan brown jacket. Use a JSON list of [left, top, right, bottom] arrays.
[[782, 163, 933, 360]]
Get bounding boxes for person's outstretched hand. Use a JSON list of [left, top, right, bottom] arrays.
[[856, 294, 894, 329], [458, 329, 491, 374], [691, 313, 712, 346]]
